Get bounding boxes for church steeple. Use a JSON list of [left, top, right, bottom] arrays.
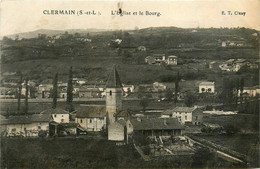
[[106, 65, 122, 88], [106, 65, 122, 125]]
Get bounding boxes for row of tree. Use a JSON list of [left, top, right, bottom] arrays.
[[16, 66, 75, 115]]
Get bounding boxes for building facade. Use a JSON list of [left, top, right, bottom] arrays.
[[163, 107, 203, 125], [199, 82, 215, 93]]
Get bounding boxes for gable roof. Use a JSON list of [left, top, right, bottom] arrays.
[[76, 107, 106, 118], [164, 107, 202, 115], [40, 108, 69, 115], [114, 110, 129, 118], [199, 82, 215, 86], [129, 118, 184, 130], [106, 65, 122, 88], [1, 114, 51, 125]]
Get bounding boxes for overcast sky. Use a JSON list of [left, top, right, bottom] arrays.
[[1, 0, 259, 36]]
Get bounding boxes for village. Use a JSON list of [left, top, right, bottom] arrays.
[[0, 27, 259, 168]]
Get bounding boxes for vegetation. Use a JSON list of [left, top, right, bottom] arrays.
[[24, 78, 29, 114], [17, 73, 23, 113], [66, 66, 74, 112], [52, 73, 58, 109]]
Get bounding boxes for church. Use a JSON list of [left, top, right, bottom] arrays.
[[105, 65, 184, 142]]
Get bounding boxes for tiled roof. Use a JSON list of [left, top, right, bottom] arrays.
[[116, 119, 126, 127], [106, 65, 122, 88], [1, 114, 51, 125], [199, 82, 215, 86], [40, 108, 69, 114], [164, 107, 202, 115], [114, 110, 129, 117], [76, 107, 106, 118], [129, 118, 184, 130]]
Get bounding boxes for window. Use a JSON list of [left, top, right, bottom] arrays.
[[54, 114, 57, 118], [11, 128, 16, 132], [90, 119, 92, 123], [185, 116, 187, 120], [24, 128, 27, 131], [62, 115, 64, 117], [38, 126, 41, 130], [195, 116, 198, 120], [80, 119, 83, 123], [208, 88, 212, 92], [201, 88, 205, 92], [61, 119, 64, 123], [110, 90, 112, 96]]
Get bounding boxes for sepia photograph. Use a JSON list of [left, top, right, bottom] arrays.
[[0, 0, 259, 168]]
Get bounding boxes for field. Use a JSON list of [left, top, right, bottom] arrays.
[[203, 114, 259, 133], [1, 137, 242, 168], [1, 137, 142, 169], [198, 134, 259, 167]]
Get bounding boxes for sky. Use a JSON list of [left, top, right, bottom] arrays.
[[1, 0, 259, 36]]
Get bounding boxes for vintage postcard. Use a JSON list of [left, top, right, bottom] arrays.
[[0, 0, 259, 168]]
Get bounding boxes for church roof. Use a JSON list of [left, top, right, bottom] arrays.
[[106, 65, 122, 88], [76, 107, 106, 118], [40, 108, 69, 115]]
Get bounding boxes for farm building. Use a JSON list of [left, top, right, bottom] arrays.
[[126, 118, 184, 138], [163, 107, 203, 125]]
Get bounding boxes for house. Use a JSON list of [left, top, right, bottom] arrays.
[[199, 82, 215, 93], [40, 108, 70, 123], [108, 119, 127, 141], [153, 82, 167, 91], [0, 87, 16, 99], [37, 84, 52, 99], [49, 121, 78, 137], [114, 110, 130, 121], [219, 59, 247, 72], [166, 55, 177, 65], [122, 84, 135, 94], [238, 86, 260, 97], [126, 117, 185, 138], [72, 78, 86, 85], [75, 107, 106, 131], [41, 108, 77, 137], [209, 61, 219, 69], [145, 54, 166, 64], [137, 46, 146, 51], [1, 114, 51, 137], [78, 88, 102, 98], [163, 107, 203, 125]]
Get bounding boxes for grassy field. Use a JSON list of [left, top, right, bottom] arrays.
[[198, 134, 259, 167], [203, 114, 259, 133], [1, 137, 242, 168], [1, 137, 142, 169]]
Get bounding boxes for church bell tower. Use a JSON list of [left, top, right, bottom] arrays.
[[106, 65, 122, 125]]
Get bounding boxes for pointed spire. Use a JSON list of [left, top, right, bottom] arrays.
[[106, 65, 122, 88]]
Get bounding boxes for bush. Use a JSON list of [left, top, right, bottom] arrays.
[[225, 125, 239, 135]]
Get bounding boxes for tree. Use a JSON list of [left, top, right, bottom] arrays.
[[165, 88, 174, 101], [66, 66, 74, 112], [185, 92, 197, 107], [140, 97, 149, 112], [174, 71, 181, 105], [24, 78, 29, 114], [52, 73, 58, 109], [191, 147, 217, 168], [17, 74, 23, 113]]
